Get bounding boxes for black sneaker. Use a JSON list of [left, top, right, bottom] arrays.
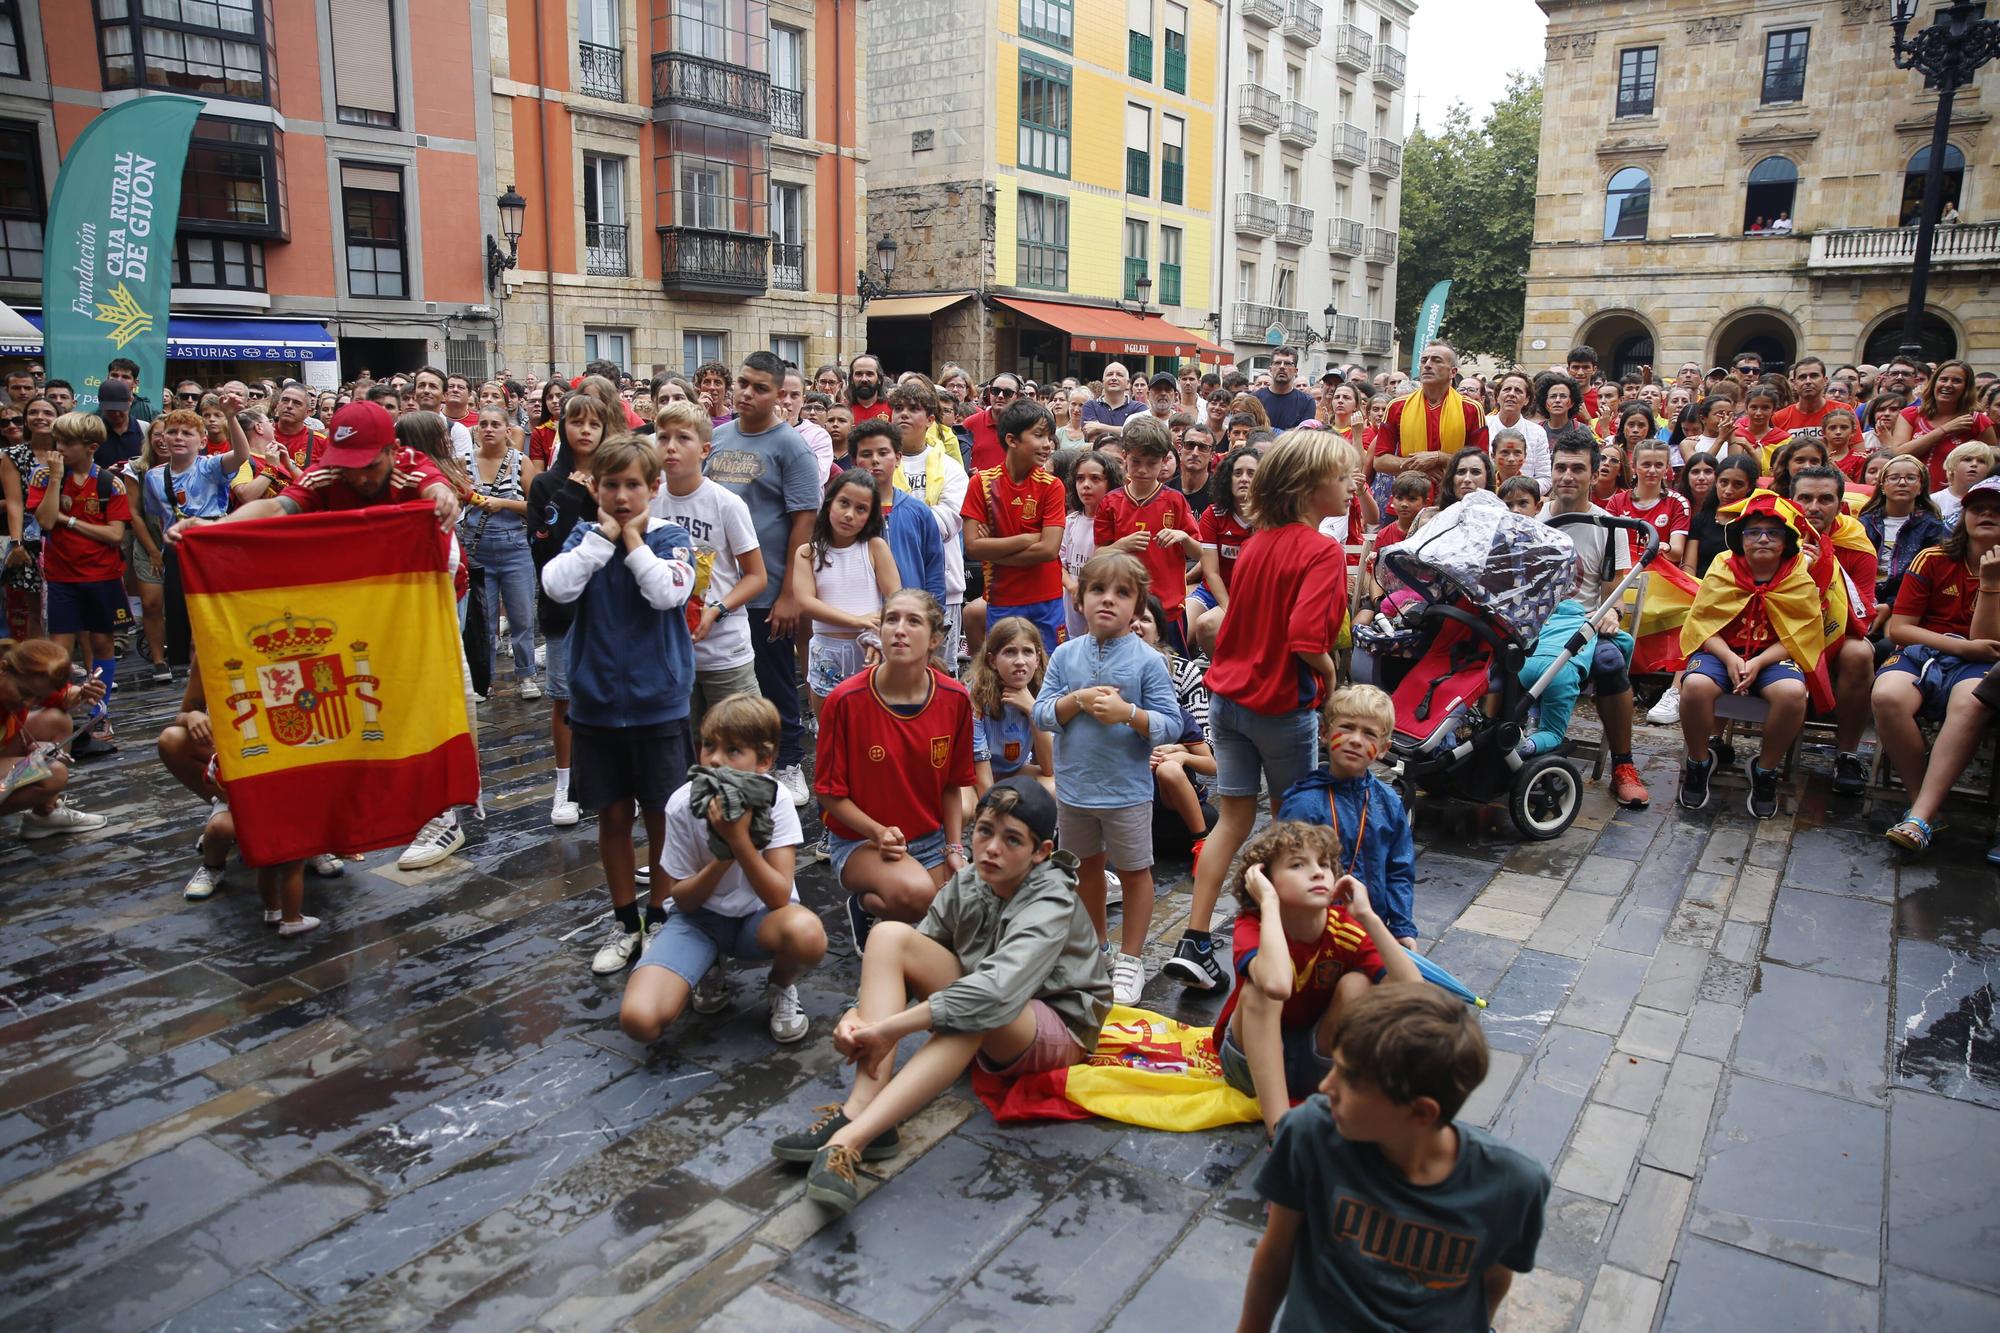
[[844, 893, 875, 953], [1747, 761, 1781, 820], [148, 662, 173, 686], [771, 1105, 900, 1163], [1162, 932, 1227, 990], [1678, 754, 1714, 812], [805, 1143, 863, 1214], [1832, 752, 1867, 797]]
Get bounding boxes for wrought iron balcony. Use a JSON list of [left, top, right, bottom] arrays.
[[1331, 314, 1359, 347], [579, 41, 625, 101], [1277, 203, 1315, 247], [1234, 192, 1279, 237], [1335, 23, 1371, 71], [585, 222, 629, 277], [1281, 0, 1322, 47], [1360, 318, 1392, 352], [771, 86, 804, 136], [771, 241, 804, 290], [1365, 227, 1397, 263], [1279, 100, 1318, 148], [1370, 137, 1403, 178], [652, 51, 770, 124], [1377, 45, 1407, 90], [658, 226, 768, 295], [1158, 261, 1182, 307], [1327, 216, 1363, 256], [1808, 221, 2000, 270], [1231, 302, 1312, 344], [1241, 0, 1283, 28], [1331, 121, 1368, 166], [1237, 83, 1280, 134]]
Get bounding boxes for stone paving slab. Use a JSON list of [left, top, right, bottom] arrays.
[[4, 683, 1999, 1330]]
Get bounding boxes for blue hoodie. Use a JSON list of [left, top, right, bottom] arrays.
[[540, 519, 697, 728], [884, 490, 947, 605], [1275, 769, 1418, 942]]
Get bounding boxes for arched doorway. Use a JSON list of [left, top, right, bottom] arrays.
[[1863, 307, 1958, 365], [1711, 309, 1798, 374], [1576, 310, 1657, 381]]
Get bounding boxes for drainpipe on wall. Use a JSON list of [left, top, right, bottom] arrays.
[[533, 0, 556, 377], [1215, 0, 1235, 365], [834, 0, 846, 362]]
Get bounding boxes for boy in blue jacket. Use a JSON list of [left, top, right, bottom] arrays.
[[541, 435, 699, 976], [851, 419, 946, 606], [1275, 684, 1419, 947]]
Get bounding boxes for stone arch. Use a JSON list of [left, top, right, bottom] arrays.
[[1709, 307, 1802, 374], [1576, 309, 1659, 381], [1859, 304, 1961, 365]]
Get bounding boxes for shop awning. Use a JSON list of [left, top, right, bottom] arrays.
[[0, 313, 338, 361], [994, 297, 1229, 364], [862, 293, 973, 320]]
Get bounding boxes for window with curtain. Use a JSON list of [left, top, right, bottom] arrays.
[[1018, 190, 1068, 290], [1019, 54, 1071, 178], [96, 0, 269, 103]]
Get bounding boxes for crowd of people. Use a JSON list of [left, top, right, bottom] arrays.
[[2, 334, 1995, 1329]]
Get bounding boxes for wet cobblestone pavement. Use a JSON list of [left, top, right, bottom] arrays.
[[4, 676, 1998, 1331]]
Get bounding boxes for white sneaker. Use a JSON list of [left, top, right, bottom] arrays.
[[277, 915, 322, 937], [591, 924, 642, 974], [775, 764, 811, 807], [263, 909, 284, 925], [691, 963, 733, 1015], [551, 798, 580, 827], [519, 678, 544, 701], [20, 801, 109, 838], [309, 853, 345, 878], [1110, 952, 1146, 1006], [1103, 871, 1123, 910], [396, 815, 464, 870], [1645, 684, 1682, 726], [767, 982, 809, 1043], [183, 863, 225, 900]]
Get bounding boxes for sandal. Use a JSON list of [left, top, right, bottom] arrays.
[[1885, 814, 1934, 853]]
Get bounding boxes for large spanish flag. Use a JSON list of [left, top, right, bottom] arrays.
[[179, 502, 480, 866], [971, 1006, 1262, 1131], [1630, 560, 1704, 675]]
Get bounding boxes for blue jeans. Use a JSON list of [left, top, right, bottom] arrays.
[[475, 537, 538, 680]]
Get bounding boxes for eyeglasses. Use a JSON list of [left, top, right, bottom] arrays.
[[1740, 527, 1786, 544]]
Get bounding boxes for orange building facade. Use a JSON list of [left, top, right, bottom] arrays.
[[489, 0, 868, 380], [0, 0, 501, 389]]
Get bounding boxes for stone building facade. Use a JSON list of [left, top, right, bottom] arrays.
[[1523, 0, 1999, 377], [488, 0, 867, 382]]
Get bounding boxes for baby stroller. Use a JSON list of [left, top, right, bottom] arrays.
[[1353, 493, 1659, 840]]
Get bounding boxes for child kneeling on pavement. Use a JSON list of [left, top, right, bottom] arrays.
[[619, 694, 827, 1046], [772, 778, 1111, 1214]]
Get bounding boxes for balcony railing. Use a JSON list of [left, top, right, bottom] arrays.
[[1327, 216, 1363, 256], [1234, 192, 1279, 236], [1360, 319, 1392, 352], [652, 51, 770, 123], [1331, 121, 1368, 166], [1158, 261, 1182, 307], [1281, 0, 1322, 47], [1279, 100, 1319, 147], [1129, 30, 1153, 80], [1124, 257, 1149, 301], [585, 221, 629, 276], [1232, 302, 1311, 344], [1162, 156, 1184, 205], [1335, 23, 1371, 71], [1331, 313, 1359, 347], [658, 226, 768, 294], [1241, 0, 1283, 27], [1370, 137, 1403, 178], [1237, 83, 1280, 133], [772, 241, 804, 290], [1377, 45, 1407, 89], [579, 41, 625, 101], [771, 85, 804, 136], [1365, 227, 1397, 263], [1808, 221, 2000, 269], [1277, 203, 1315, 246], [1164, 43, 1186, 93]]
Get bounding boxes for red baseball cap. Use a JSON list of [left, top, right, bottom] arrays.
[[322, 401, 396, 468]]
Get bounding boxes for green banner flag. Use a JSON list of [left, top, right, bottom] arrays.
[[44, 96, 204, 414], [1408, 280, 1452, 381]]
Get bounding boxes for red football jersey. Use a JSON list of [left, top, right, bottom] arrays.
[[26, 467, 130, 583], [962, 464, 1066, 606], [1198, 504, 1254, 588], [1892, 547, 1976, 638], [1094, 483, 1198, 612], [1215, 906, 1386, 1037], [1205, 524, 1347, 714], [814, 666, 976, 843]]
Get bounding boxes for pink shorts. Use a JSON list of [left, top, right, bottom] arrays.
[[977, 998, 1089, 1077]]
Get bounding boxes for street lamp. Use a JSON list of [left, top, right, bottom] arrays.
[[486, 185, 527, 294], [1126, 273, 1153, 315], [1310, 302, 1340, 348], [1888, 0, 2000, 358], [857, 235, 897, 310]]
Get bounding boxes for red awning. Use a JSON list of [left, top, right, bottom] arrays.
[[995, 297, 1230, 365]]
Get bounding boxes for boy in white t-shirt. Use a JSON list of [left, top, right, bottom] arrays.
[[650, 400, 771, 726], [620, 694, 827, 1044]]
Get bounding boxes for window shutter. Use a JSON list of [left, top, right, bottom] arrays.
[[331, 0, 397, 117], [342, 164, 402, 193]]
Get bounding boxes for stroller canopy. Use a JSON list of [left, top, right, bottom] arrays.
[[1378, 490, 1579, 646]]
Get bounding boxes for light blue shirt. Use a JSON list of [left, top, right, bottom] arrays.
[[143, 453, 234, 528], [973, 705, 1037, 780], [1032, 632, 1180, 809]]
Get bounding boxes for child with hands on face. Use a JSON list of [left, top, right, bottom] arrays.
[[963, 616, 1055, 821]]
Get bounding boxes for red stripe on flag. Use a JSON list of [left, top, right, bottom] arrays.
[[179, 502, 452, 596], [222, 735, 479, 867]]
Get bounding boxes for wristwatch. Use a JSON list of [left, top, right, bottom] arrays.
[[65, 515, 78, 530]]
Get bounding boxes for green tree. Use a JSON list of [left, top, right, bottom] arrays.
[[1395, 73, 1541, 364]]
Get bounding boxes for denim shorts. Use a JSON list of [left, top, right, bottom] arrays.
[[1220, 1023, 1334, 1102], [634, 904, 774, 984], [1208, 691, 1320, 800], [544, 627, 571, 702], [1685, 650, 1805, 696], [1880, 643, 1992, 719], [829, 826, 946, 887], [807, 634, 868, 697]]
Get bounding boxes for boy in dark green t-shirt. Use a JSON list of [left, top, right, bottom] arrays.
[[1238, 986, 1550, 1332]]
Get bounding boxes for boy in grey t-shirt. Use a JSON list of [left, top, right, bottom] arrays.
[[1239, 987, 1550, 1332]]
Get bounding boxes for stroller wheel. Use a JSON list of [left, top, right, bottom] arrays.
[[1510, 754, 1582, 841]]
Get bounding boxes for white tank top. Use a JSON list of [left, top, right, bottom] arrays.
[[811, 540, 883, 637]]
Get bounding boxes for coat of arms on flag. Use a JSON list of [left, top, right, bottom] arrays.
[[220, 612, 382, 756]]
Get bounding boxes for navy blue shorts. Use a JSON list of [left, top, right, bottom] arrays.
[[1880, 643, 1992, 719], [45, 578, 126, 636], [1685, 650, 1805, 696], [987, 597, 1067, 654]]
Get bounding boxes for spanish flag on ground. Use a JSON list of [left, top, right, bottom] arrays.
[[1630, 560, 1704, 675], [972, 1006, 1262, 1131], [179, 502, 480, 866]]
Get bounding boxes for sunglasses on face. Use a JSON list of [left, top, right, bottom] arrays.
[[991, 387, 1018, 399], [0, 417, 19, 429]]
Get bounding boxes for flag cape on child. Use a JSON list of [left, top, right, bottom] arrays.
[[179, 502, 480, 865], [1630, 559, 1703, 674], [971, 1006, 1263, 1131]]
